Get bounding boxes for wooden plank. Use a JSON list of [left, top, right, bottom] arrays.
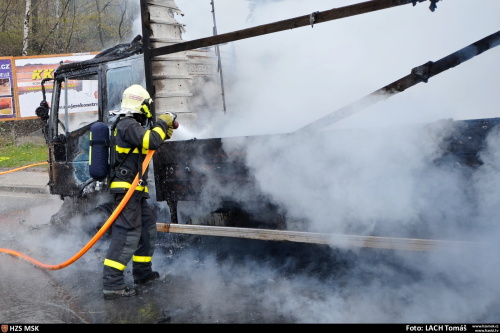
[[156, 223, 488, 252], [150, 0, 419, 58]]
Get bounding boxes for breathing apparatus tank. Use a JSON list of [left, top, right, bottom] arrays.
[[89, 121, 110, 183]]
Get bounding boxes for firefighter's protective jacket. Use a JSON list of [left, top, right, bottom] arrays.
[[110, 116, 169, 196]]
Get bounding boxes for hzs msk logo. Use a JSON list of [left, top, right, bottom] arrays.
[[1, 325, 8, 333]]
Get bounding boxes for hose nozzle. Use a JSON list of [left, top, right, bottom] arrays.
[[165, 112, 179, 129]]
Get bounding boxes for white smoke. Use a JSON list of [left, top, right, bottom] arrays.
[[174, 0, 500, 235], [169, 0, 500, 323], [176, 0, 500, 135]]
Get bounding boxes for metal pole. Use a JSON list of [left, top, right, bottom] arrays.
[[211, 0, 227, 113], [297, 30, 500, 133], [139, 0, 155, 120], [151, 0, 429, 58]]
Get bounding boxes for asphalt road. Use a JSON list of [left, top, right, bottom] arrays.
[[0, 189, 307, 323], [0, 175, 304, 323]]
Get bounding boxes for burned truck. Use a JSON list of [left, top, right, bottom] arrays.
[[34, 0, 500, 246]]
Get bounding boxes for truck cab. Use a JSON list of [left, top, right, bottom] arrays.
[[32, 41, 160, 230], [39, 53, 146, 198]]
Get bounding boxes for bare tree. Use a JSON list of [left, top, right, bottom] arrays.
[[117, 1, 130, 41], [94, 0, 104, 48], [22, 0, 32, 56], [0, 0, 15, 32], [2, 0, 138, 56], [63, 0, 76, 53], [54, 0, 60, 32], [37, 0, 71, 54]]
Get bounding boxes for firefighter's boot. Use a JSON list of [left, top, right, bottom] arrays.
[[103, 287, 138, 300], [134, 271, 160, 285]]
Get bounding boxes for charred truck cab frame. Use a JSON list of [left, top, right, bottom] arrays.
[[41, 50, 146, 197]]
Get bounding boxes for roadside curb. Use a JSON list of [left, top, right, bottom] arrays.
[[0, 185, 49, 194]]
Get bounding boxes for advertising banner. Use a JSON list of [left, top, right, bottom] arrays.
[[14, 53, 97, 119], [0, 58, 16, 120]]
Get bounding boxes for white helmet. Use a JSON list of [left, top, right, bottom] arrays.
[[117, 84, 153, 117]]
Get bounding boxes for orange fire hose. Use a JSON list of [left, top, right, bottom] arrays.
[[0, 161, 48, 175], [0, 150, 155, 270]]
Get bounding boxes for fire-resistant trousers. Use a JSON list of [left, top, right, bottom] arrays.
[[102, 191, 157, 290]]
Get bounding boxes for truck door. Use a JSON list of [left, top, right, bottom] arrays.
[[47, 72, 100, 197]]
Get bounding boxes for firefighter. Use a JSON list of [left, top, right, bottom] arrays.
[[102, 84, 175, 300]]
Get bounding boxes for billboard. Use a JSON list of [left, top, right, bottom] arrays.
[[14, 53, 98, 119], [0, 52, 98, 121], [0, 58, 16, 120]]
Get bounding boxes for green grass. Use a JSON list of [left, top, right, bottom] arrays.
[[0, 142, 48, 170]]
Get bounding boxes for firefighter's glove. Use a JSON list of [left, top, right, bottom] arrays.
[[166, 127, 174, 140], [158, 113, 174, 127], [158, 113, 175, 139]]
